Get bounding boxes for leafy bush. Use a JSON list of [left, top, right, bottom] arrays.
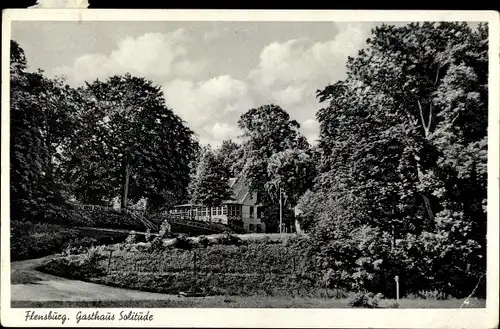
[[218, 232, 243, 246], [125, 231, 138, 244], [198, 236, 209, 248], [392, 231, 485, 298], [40, 239, 330, 297], [148, 237, 165, 253], [103, 243, 308, 275], [91, 271, 331, 297], [11, 221, 126, 260], [11, 221, 80, 260], [173, 235, 193, 250], [39, 253, 105, 280], [145, 229, 152, 242], [347, 292, 383, 308], [33, 207, 149, 232], [406, 289, 450, 300], [63, 237, 98, 256]]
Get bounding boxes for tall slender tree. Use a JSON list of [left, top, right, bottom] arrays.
[[236, 104, 310, 231], [189, 148, 232, 222]]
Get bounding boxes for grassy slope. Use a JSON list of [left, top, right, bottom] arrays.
[[38, 235, 326, 297]]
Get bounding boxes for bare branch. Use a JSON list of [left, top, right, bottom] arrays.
[[417, 99, 430, 138], [428, 101, 433, 133], [434, 62, 443, 86]]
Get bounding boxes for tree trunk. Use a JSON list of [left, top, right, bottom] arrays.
[[122, 162, 131, 210], [391, 223, 396, 252]]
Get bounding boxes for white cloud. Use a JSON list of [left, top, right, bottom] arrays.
[[300, 118, 320, 145], [163, 75, 254, 146], [302, 118, 319, 130], [210, 122, 240, 142], [50, 23, 374, 147], [271, 84, 307, 108], [53, 29, 205, 85], [248, 23, 374, 145], [249, 23, 372, 90]]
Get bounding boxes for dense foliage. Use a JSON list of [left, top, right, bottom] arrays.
[[10, 21, 489, 301], [236, 104, 312, 231], [39, 236, 331, 297], [10, 40, 198, 221], [189, 147, 233, 218], [10, 221, 126, 261], [303, 22, 488, 298]]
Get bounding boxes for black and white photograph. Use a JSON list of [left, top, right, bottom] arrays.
[[1, 9, 499, 328]]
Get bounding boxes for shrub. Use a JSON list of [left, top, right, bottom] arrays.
[[39, 254, 105, 280], [86, 246, 98, 264], [90, 271, 329, 297], [148, 237, 165, 253], [347, 292, 383, 308], [145, 229, 152, 242], [157, 220, 172, 239], [406, 289, 450, 300], [63, 237, 99, 256], [11, 221, 80, 260], [219, 231, 243, 246], [173, 235, 192, 250], [198, 236, 209, 248], [125, 231, 138, 244], [65, 208, 148, 231], [40, 242, 333, 298]]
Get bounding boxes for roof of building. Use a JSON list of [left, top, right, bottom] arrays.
[[173, 175, 255, 209], [227, 175, 252, 204]]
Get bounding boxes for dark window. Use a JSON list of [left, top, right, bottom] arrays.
[[256, 224, 262, 233], [249, 224, 255, 232], [249, 206, 254, 218]]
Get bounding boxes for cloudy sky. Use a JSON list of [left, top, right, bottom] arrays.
[[12, 21, 390, 146]]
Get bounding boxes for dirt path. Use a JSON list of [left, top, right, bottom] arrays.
[[10, 256, 189, 302]]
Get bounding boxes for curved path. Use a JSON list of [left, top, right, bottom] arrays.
[[11, 256, 190, 302]]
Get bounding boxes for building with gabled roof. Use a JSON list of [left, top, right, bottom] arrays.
[[169, 175, 266, 233]]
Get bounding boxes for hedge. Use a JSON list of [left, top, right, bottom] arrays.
[[10, 221, 127, 261], [105, 244, 309, 275]]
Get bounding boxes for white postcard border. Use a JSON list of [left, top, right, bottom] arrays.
[[1, 9, 499, 329]]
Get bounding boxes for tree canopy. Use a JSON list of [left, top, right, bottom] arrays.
[[306, 22, 488, 297], [236, 104, 311, 231], [189, 147, 233, 218]]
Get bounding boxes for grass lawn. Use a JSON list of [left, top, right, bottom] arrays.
[[12, 297, 485, 309]]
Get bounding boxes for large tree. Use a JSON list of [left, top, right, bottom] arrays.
[[189, 148, 232, 221], [65, 74, 197, 211], [10, 40, 46, 219], [215, 139, 244, 177], [311, 22, 488, 297], [236, 104, 311, 231], [10, 40, 80, 220], [266, 149, 316, 208]]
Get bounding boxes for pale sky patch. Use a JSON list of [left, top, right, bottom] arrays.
[[163, 76, 254, 146], [12, 21, 389, 147], [53, 29, 206, 85]]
